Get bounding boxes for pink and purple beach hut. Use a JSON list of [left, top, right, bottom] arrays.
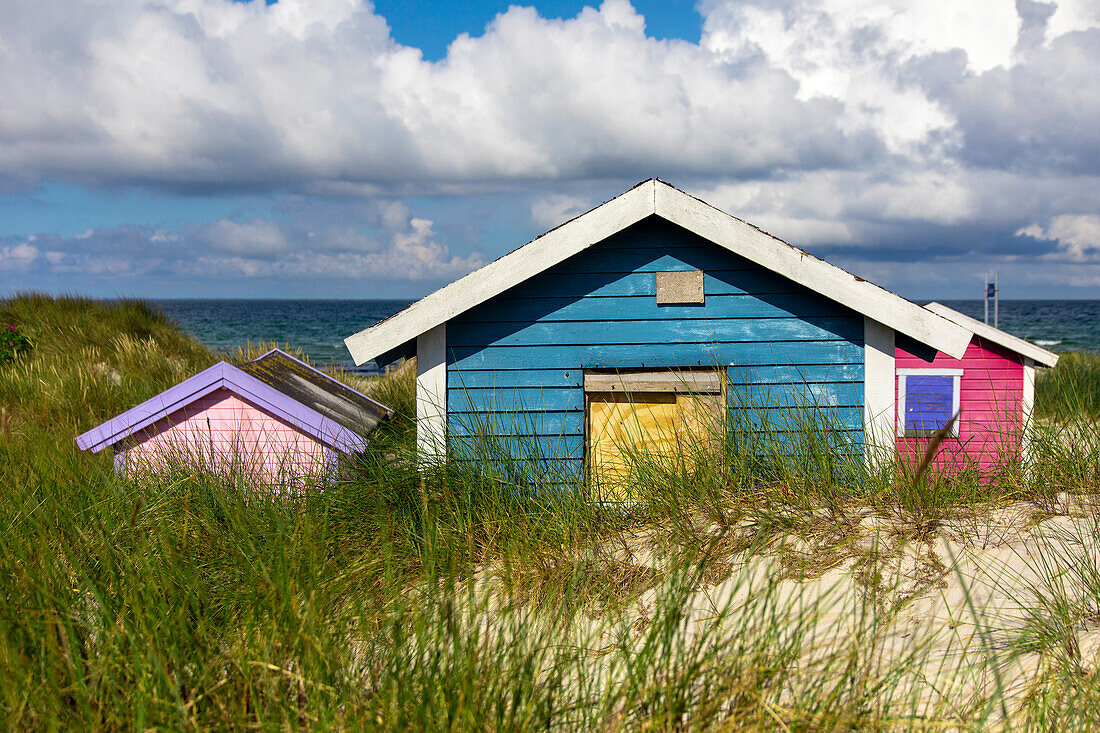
[[76, 349, 391, 483], [896, 303, 1058, 472]]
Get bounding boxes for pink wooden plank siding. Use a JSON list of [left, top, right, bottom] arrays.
[[124, 388, 328, 482], [895, 337, 1024, 471]]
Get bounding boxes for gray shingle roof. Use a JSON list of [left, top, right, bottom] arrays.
[[239, 349, 392, 437]]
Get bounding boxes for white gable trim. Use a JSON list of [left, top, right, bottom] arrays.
[[345, 179, 972, 365], [923, 302, 1059, 368], [1022, 356, 1036, 464], [654, 185, 970, 359]]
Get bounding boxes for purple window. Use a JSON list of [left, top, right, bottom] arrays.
[[898, 370, 961, 438]]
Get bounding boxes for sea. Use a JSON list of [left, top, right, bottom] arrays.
[[153, 299, 1100, 372], [155, 299, 411, 372]]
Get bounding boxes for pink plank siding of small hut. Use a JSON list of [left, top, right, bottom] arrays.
[[895, 337, 1024, 471], [123, 388, 329, 482]]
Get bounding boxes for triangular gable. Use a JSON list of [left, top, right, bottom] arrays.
[[75, 361, 371, 455], [924, 302, 1059, 367], [344, 179, 972, 365]]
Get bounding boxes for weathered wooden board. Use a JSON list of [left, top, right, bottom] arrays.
[[460, 267, 833, 302], [656, 270, 705, 304], [449, 363, 864, 387], [448, 380, 862, 414], [449, 434, 585, 460], [457, 291, 848, 323], [447, 316, 863, 349], [587, 392, 722, 498], [449, 341, 863, 372], [584, 370, 722, 394], [552, 246, 756, 275]]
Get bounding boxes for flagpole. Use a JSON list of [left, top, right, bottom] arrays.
[[984, 272, 989, 325]]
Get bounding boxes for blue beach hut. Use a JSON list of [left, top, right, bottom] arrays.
[[344, 180, 973, 486]]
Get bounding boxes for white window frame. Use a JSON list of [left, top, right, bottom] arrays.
[[896, 368, 963, 438]]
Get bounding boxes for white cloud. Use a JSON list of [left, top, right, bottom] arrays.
[[0, 242, 38, 270], [199, 218, 290, 256], [697, 168, 975, 247], [3, 205, 484, 283], [530, 194, 591, 229], [700, 0, 1021, 153], [384, 218, 485, 279], [0, 0, 873, 188], [1018, 214, 1100, 261], [1046, 0, 1100, 41], [0, 0, 1095, 190], [0, 1, 1096, 189]]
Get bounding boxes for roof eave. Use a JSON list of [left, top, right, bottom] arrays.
[[76, 362, 375, 455], [924, 302, 1059, 367], [75, 362, 230, 453], [251, 347, 392, 414]]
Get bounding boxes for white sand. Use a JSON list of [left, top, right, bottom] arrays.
[[568, 497, 1100, 721]]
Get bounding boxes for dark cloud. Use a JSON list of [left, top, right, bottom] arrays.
[[932, 30, 1100, 175]]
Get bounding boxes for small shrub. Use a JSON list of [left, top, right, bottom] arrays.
[[0, 324, 31, 363]]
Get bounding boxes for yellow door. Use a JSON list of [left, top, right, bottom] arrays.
[[587, 390, 723, 500]]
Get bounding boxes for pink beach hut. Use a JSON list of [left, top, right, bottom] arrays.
[[76, 349, 392, 483], [895, 303, 1058, 472]]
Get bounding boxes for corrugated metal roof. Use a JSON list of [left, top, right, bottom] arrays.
[[239, 349, 392, 436]]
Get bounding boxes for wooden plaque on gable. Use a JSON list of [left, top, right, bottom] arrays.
[[655, 270, 704, 305]]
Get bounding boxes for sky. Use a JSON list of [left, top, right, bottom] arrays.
[[1, 0, 1098, 301]]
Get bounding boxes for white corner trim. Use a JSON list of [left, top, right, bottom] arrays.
[[344, 179, 974, 366], [863, 318, 895, 466], [1022, 357, 1036, 463], [924, 302, 1059, 367], [896, 370, 962, 439], [416, 324, 447, 465]]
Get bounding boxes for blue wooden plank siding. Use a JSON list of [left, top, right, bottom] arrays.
[[446, 217, 866, 469]]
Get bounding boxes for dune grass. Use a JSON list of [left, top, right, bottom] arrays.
[[4, 293, 1100, 728], [1036, 350, 1100, 421]]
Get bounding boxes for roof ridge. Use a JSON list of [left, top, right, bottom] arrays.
[[344, 180, 972, 365]]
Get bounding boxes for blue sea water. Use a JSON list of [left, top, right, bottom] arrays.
[[154, 299, 412, 371], [937, 300, 1100, 354], [153, 299, 1100, 371]]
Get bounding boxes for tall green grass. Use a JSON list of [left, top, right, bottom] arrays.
[[4, 294, 1100, 728], [1037, 350, 1100, 420], [0, 293, 213, 439]]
